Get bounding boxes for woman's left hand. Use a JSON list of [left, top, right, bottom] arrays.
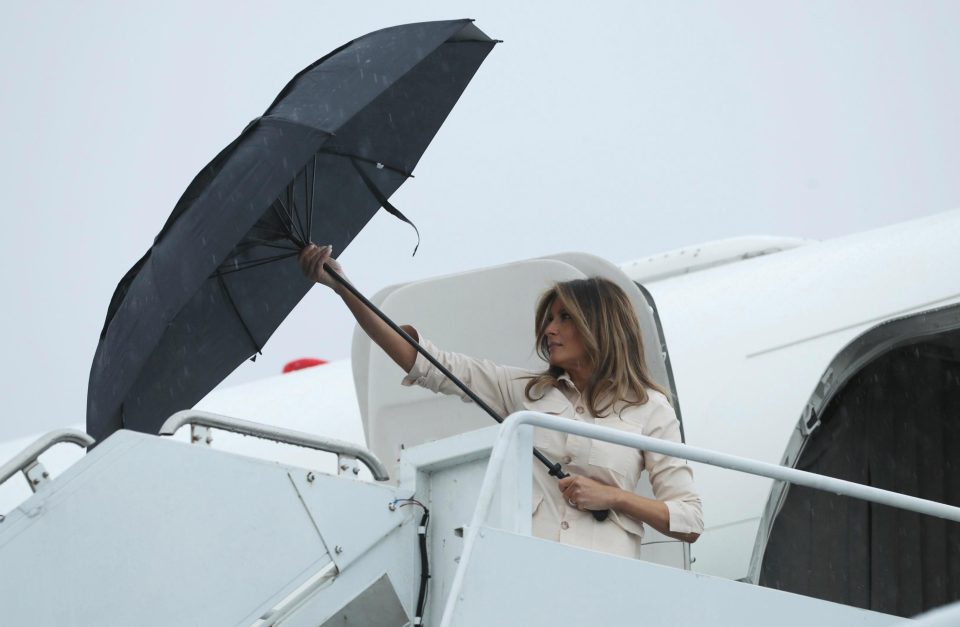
[[558, 474, 620, 511]]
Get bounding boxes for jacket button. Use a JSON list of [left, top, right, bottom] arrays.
[[575, 406, 584, 414], [561, 521, 570, 530]]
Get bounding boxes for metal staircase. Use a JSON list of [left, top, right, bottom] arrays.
[[1, 411, 957, 625]]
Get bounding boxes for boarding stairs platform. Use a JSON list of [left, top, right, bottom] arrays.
[[1, 411, 958, 626]]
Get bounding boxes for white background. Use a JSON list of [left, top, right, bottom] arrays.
[[1, 1, 958, 442]]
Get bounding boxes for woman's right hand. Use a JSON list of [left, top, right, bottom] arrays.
[[299, 244, 343, 289]]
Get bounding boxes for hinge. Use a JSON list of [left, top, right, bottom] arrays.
[[801, 404, 821, 436]]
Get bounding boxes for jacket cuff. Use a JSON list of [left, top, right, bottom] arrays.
[[401, 335, 438, 388], [665, 500, 704, 535]]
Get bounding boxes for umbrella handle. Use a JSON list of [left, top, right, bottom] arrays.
[[324, 267, 610, 522], [549, 465, 610, 521]]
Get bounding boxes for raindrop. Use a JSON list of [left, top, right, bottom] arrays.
[[376, 163, 384, 170]]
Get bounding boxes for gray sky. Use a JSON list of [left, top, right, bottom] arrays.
[[2, 1, 959, 443]]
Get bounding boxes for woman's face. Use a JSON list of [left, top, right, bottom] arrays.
[[543, 298, 587, 371]]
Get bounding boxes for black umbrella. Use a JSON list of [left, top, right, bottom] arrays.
[[87, 19, 498, 442]]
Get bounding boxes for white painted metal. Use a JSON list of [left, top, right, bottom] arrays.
[[398, 425, 533, 624], [190, 423, 213, 446], [2, 405, 949, 624], [640, 208, 960, 579], [620, 235, 812, 283], [0, 431, 329, 625], [288, 466, 406, 571], [336, 454, 361, 478], [249, 562, 337, 626], [314, 574, 409, 627], [445, 527, 899, 627], [21, 461, 51, 493], [0, 429, 94, 490], [0, 429, 419, 626], [271, 537, 417, 627], [519, 413, 960, 522], [159, 410, 388, 481], [442, 411, 959, 626]]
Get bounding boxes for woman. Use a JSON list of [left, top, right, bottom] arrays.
[[300, 244, 703, 559]]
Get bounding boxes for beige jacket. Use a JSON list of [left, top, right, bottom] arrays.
[[402, 336, 703, 559]]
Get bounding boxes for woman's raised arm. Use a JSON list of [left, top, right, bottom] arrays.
[[299, 244, 417, 372]]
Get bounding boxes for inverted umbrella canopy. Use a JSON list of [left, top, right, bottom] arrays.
[[87, 19, 497, 443]]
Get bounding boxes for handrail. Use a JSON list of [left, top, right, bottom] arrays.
[[0, 429, 95, 488], [158, 410, 389, 481], [439, 411, 960, 627]]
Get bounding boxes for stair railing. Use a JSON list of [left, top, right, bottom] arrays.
[[159, 410, 389, 481], [0, 429, 95, 500], [440, 411, 960, 627]]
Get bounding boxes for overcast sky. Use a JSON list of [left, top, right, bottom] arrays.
[[2, 1, 959, 443]]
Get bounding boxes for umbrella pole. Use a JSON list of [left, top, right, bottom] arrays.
[[326, 267, 609, 522]]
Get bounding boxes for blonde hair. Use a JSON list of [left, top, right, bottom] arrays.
[[524, 278, 666, 416]]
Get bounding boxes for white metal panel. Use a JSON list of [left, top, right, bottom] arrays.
[[289, 467, 405, 570], [620, 235, 812, 283], [447, 527, 901, 627], [0, 430, 376, 626], [398, 425, 533, 624], [274, 532, 417, 627], [316, 574, 408, 627], [645, 209, 960, 578], [0, 430, 87, 518]]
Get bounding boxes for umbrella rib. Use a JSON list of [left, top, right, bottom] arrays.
[[288, 180, 308, 246], [318, 149, 413, 179], [221, 250, 299, 271], [281, 188, 298, 240], [276, 195, 304, 247], [227, 239, 298, 260], [215, 272, 263, 355], [351, 158, 420, 256], [239, 238, 299, 252], [308, 155, 317, 243], [270, 200, 300, 246], [218, 251, 300, 275], [253, 225, 298, 240]]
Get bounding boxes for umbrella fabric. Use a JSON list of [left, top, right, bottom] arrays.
[[87, 20, 497, 443]]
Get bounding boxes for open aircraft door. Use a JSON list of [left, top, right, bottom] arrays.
[[752, 303, 960, 617]]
